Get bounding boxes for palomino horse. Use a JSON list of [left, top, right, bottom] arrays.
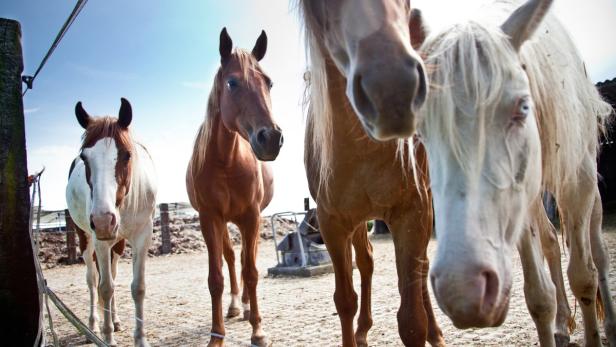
[[186, 28, 282, 347], [418, 0, 615, 345], [66, 98, 157, 346], [300, 2, 443, 346]]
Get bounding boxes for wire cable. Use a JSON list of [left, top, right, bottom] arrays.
[[22, 0, 89, 97]]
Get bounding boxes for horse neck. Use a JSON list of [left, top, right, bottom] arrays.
[[208, 112, 248, 167], [121, 143, 155, 214]]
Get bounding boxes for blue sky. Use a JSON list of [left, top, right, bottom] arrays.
[[3, 0, 616, 214]]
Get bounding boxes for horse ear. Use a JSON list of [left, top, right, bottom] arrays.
[[118, 98, 132, 128], [220, 27, 233, 64], [501, 0, 553, 51], [75, 102, 91, 129], [252, 30, 267, 61], [409, 8, 428, 51]]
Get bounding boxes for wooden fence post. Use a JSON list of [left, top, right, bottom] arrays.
[[64, 209, 78, 263], [160, 203, 171, 254], [0, 18, 42, 344]]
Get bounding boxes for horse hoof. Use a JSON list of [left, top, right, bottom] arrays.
[[207, 336, 224, 347], [113, 321, 123, 332], [227, 307, 241, 318], [251, 335, 269, 347], [243, 310, 251, 321], [554, 333, 570, 347]]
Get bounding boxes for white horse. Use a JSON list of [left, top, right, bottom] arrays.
[[417, 0, 615, 346], [66, 98, 157, 346]]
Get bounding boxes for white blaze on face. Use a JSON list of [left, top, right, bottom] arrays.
[[81, 138, 120, 238]]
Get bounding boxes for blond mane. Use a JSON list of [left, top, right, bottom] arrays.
[[420, 1, 612, 193]]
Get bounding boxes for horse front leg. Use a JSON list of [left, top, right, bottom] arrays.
[[421, 251, 445, 347], [559, 171, 601, 347], [389, 213, 430, 347], [237, 210, 267, 346], [352, 224, 374, 347], [222, 227, 242, 318], [94, 240, 117, 346], [318, 209, 357, 347], [131, 224, 152, 347], [82, 235, 100, 336], [110, 245, 122, 332], [199, 213, 226, 347], [518, 225, 557, 347], [536, 206, 573, 346]]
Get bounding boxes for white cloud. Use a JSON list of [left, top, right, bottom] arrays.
[[24, 107, 40, 114]]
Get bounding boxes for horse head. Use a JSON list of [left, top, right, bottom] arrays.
[[419, 0, 552, 328], [76, 98, 135, 240], [216, 28, 283, 161], [301, 0, 428, 140]]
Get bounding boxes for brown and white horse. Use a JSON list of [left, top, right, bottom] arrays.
[[300, 1, 443, 346], [186, 28, 282, 347], [66, 98, 157, 346], [418, 0, 616, 345]]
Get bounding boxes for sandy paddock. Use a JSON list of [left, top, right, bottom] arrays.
[[42, 215, 616, 346]]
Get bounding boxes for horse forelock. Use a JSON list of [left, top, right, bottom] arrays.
[[421, 3, 612, 192], [421, 21, 522, 178]]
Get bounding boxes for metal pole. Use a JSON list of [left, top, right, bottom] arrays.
[[160, 203, 171, 254], [0, 18, 42, 344]]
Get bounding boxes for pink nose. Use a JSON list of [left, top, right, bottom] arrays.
[[430, 265, 503, 328], [90, 212, 117, 240]]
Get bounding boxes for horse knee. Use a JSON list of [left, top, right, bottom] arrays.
[[334, 290, 358, 317], [242, 269, 259, 288], [568, 267, 598, 305], [99, 283, 114, 302], [208, 272, 224, 297], [131, 282, 145, 301]]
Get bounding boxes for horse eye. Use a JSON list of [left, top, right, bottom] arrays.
[[513, 97, 531, 122], [268, 80, 274, 89], [226, 78, 239, 90]]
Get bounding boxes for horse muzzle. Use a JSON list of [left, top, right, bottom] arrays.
[[250, 126, 283, 161], [347, 30, 427, 141], [90, 212, 119, 241], [430, 262, 511, 328]]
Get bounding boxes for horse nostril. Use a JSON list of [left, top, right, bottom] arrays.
[[109, 213, 117, 228], [257, 128, 267, 146], [414, 63, 427, 109], [90, 216, 95, 230], [352, 73, 376, 121], [482, 269, 500, 312]]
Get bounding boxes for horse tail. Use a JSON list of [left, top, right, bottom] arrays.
[[597, 287, 605, 322]]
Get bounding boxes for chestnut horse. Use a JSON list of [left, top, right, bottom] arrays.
[[66, 98, 157, 346], [300, 2, 443, 346], [418, 0, 616, 345], [186, 28, 282, 347]]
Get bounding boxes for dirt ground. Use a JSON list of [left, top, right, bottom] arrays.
[[41, 213, 616, 346]]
